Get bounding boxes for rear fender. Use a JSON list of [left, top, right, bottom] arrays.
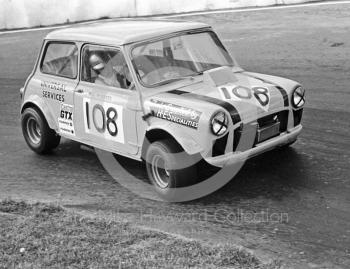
[[21, 95, 57, 130]]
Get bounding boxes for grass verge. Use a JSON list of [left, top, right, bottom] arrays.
[[0, 200, 275, 269]]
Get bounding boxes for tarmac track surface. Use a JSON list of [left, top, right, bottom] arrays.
[[0, 3, 350, 268]]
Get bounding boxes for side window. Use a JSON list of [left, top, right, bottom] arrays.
[[41, 42, 78, 78], [81, 45, 133, 89]]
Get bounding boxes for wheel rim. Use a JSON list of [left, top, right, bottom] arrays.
[[26, 116, 41, 144], [151, 155, 170, 189]]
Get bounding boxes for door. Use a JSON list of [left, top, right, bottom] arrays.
[[74, 44, 139, 155]]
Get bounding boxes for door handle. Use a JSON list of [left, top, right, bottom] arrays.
[[76, 89, 84, 93]]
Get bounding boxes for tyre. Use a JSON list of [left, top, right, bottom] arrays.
[[145, 139, 197, 200], [21, 107, 61, 154]]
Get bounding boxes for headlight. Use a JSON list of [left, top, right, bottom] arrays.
[[211, 111, 228, 136], [292, 86, 305, 108]]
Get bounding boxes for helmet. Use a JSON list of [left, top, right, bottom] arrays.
[[89, 54, 105, 71]]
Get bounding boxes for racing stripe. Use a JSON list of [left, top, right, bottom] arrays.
[[243, 73, 289, 107], [167, 89, 241, 124]]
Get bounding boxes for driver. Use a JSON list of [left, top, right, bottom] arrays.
[[89, 53, 121, 87], [89, 53, 133, 89], [89, 54, 105, 73]]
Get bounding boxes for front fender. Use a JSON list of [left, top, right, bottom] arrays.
[[21, 95, 57, 130], [145, 123, 203, 155]]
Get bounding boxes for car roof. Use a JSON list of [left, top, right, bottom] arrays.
[[46, 19, 211, 46]]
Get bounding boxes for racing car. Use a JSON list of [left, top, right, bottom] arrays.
[[20, 19, 305, 198]]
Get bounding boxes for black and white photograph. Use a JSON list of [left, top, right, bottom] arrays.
[[0, 0, 349, 268]]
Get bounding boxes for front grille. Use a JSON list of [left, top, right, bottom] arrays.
[[232, 124, 243, 151], [258, 110, 289, 132], [212, 133, 228, 157], [253, 110, 289, 146], [293, 108, 303, 126], [213, 111, 290, 155]]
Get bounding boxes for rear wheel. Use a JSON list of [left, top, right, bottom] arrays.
[[145, 139, 197, 200], [21, 107, 60, 154]]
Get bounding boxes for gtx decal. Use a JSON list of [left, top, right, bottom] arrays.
[[58, 103, 75, 136]]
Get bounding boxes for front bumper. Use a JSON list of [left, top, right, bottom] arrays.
[[205, 125, 302, 167]]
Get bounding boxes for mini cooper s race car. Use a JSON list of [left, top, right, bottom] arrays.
[[20, 19, 305, 198]]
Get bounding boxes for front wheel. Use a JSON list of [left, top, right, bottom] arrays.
[[145, 139, 197, 201], [21, 107, 61, 154]]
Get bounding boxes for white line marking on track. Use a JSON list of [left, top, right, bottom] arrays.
[[0, 0, 349, 35]]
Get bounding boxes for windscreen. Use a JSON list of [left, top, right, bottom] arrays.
[[132, 32, 234, 87]]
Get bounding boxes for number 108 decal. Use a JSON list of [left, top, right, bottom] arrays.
[[219, 85, 271, 111], [83, 98, 125, 144]]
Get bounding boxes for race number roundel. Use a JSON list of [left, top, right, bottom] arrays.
[[83, 98, 124, 143], [219, 85, 270, 110]]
